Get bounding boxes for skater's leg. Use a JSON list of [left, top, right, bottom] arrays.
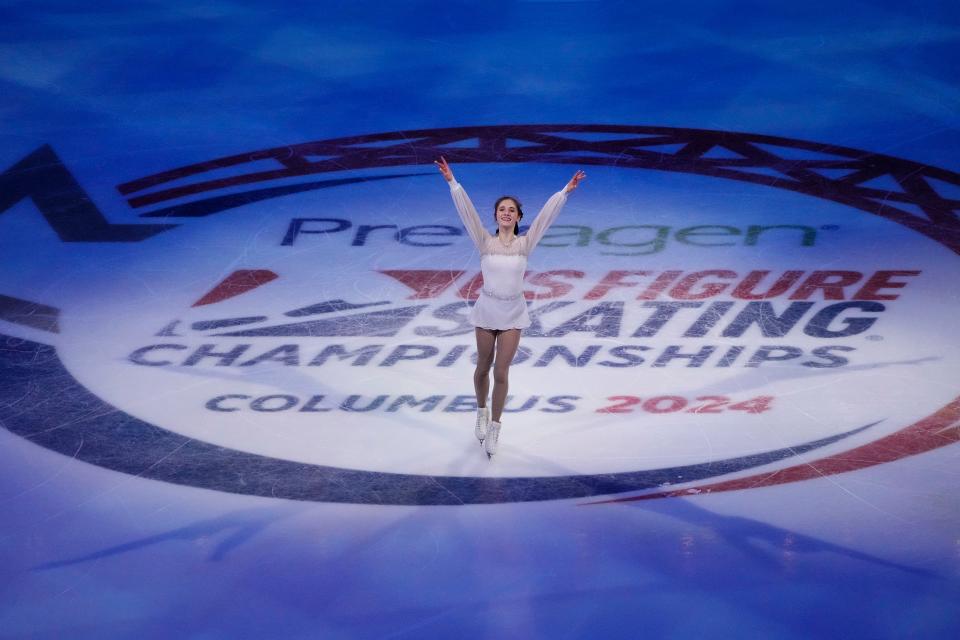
[[474, 328, 496, 408], [490, 329, 521, 423]]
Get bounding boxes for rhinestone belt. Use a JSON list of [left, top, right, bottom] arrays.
[[481, 288, 523, 301]]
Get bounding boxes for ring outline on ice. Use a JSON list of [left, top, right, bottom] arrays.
[[2, 124, 959, 504]]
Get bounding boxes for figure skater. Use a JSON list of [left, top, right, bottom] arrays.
[[434, 157, 586, 457]]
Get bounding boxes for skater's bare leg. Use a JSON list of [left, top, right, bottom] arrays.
[[474, 328, 497, 409], [491, 329, 521, 423]]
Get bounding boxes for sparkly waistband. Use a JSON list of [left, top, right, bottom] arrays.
[[481, 288, 523, 301]]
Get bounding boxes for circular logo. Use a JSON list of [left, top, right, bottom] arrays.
[[2, 125, 958, 504]]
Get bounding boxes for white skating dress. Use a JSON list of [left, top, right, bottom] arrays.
[[448, 179, 568, 330]]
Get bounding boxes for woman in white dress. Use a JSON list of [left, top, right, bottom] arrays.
[[434, 157, 586, 457]]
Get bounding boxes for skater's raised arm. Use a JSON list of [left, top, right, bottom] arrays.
[[525, 170, 586, 252], [435, 156, 489, 250]]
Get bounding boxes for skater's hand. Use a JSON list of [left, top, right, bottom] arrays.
[[564, 169, 586, 193], [434, 156, 454, 183]]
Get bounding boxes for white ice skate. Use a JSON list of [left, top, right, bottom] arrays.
[[475, 407, 489, 443], [485, 421, 501, 458]]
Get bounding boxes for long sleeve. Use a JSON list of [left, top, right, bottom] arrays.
[[448, 180, 490, 251], [523, 188, 568, 254]]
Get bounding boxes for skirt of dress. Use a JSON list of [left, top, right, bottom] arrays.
[[469, 291, 530, 330]]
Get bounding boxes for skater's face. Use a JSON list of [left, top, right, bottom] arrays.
[[494, 198, 520, 227]]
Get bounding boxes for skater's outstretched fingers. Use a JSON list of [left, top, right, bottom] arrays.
[[434, 156, 454, 182], [564, 169, 586, 193]]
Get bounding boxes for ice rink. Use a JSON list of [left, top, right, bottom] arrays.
[[1, 2, 958, 638]]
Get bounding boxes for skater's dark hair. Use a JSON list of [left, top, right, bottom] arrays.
[[493, 196, 523, 235]]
